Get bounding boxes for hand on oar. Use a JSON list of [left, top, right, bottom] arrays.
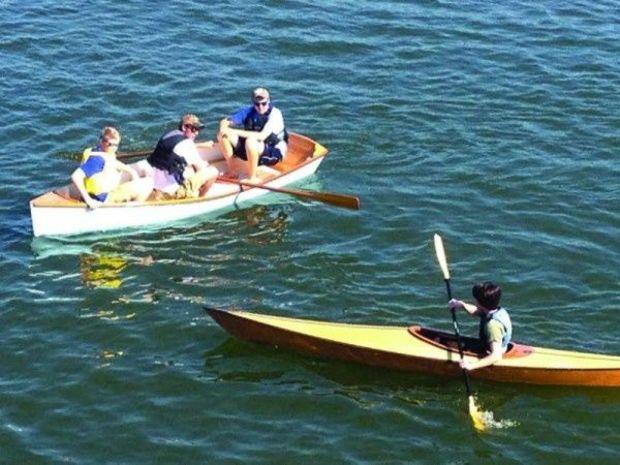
[[218, 176, 361, 210], [433, 233, 488, 432]]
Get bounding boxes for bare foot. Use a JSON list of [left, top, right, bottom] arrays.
[[221, 171, 239, 179]]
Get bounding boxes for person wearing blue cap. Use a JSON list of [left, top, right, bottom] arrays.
[[217, 87, 288, 183]]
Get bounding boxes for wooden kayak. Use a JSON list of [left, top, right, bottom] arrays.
[[207, 308, 620, 387], [30, 133, 328, 237]]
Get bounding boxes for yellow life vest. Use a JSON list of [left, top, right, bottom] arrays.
[[82, 151, 121, 196]]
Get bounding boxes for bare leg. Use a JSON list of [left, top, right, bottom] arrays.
[[242, 139, 264, 183], [198, 165, 219, 197], [217, 132, 237, 176], [108, 177, 153, 203]]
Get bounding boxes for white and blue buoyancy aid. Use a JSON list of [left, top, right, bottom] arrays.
[[243, 106, 288, 146], [479, 307, 512, 350], [81, 147, 120, 197]]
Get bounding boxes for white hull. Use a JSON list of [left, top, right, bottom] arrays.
[[30, 133, 327, 237]]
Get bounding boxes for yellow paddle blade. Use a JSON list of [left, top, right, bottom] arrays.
[[468, 396, 517, 432], [468, 396, 487, 432], [433, 234, 451, 280]]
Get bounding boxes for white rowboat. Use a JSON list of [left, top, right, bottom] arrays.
[[30, 133, 328, 237]]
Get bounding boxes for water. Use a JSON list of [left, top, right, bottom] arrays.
[[1, 0, 619, 463]]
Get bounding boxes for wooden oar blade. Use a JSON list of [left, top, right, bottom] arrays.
[[433, 233, 451, 280], [287, 188, 360, 210], [220, 177, 361, 210]]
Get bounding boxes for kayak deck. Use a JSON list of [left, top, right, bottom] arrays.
[[207, 308, 620, 387]]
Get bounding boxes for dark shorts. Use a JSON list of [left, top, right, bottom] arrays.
[[233, 137, 283, 166]]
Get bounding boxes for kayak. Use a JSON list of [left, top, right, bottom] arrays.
[[30, 133, 328, 237], [207, 308, 620, 387]]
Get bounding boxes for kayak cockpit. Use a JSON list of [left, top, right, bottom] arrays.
[[408, 325, 534, 359]]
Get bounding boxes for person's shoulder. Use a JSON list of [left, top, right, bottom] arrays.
[[80, 153, 106, 175], [487, 319, 506, 334]]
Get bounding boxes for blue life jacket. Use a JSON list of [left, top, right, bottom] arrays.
[[147, 129, 188, 184], [479, 307, 512, 350], [242, 106, 288, 146]]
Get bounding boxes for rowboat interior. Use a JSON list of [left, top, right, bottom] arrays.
[[31, 133, 327, 208]]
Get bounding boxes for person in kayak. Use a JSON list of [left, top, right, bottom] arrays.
[[71, 127, 153, 209], [448, 281, 512, 371], [147, 114, 219, 199], [217, 87, 288, 183]]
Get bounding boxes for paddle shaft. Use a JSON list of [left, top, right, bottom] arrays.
[[219, 177, 361, 210], [434, 234, 474, 395], [444, 278, 474, 396]]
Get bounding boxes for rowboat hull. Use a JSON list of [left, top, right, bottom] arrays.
[[207, 308, 620, 387], [30, 133, 327, 237]]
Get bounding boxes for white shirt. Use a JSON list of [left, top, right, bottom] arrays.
[[263, 107, 287, 156]]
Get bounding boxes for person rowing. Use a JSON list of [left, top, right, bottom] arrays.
[[71, 126, 153, 209], [217, 87, 288, 183], [147, 114, 219, 199], [448, 281, 512, 371]]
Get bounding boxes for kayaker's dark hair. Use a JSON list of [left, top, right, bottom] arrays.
[[472, 281, 501, 310]]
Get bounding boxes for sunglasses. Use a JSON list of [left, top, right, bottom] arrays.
[[254, 100, 270, 107], [186, 125, 202, 133], [105, 139, 120, 147]]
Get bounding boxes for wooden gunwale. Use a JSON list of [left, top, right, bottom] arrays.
[[31, 132, 327, 209]]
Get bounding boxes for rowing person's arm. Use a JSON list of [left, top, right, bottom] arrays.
[[459, 341, 503, 371], [222, 107, 283, 143], [71, 168, 101, 209], [449, 299, 482, 316], [112, 159, 139, 181]]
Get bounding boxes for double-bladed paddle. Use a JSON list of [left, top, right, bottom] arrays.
[[433, 233, 487, 432], [218, 177, 361, 210]]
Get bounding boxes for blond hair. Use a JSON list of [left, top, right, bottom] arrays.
[[101, 126, 120, 141], [179, 114, 204, 130]]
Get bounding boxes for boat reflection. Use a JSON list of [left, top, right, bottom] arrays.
[[79, 252, 127, 289], [228, 205, 290, 244]]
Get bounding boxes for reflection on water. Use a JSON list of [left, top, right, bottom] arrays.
[[79, 253, 127, 289], [229, 205, 290, 245], [30, 236, 94, 259]]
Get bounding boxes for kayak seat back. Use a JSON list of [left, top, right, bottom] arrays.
[[408, 325, 534, 359]]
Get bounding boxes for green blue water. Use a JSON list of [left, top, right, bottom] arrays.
[[1, 0, 619, 463]]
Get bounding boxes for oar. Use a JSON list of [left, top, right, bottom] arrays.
[[218, 177, 361, 210], [433, 233, 487, 432], [56, 140, 216, 161], [56, 149, 152, 162]]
